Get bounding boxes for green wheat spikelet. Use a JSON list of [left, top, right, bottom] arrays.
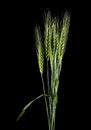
[[57, 11, 70, 73], [52, 19, 59, 55], [48, 25, 53, 71], [60, 12, 70, 59], [44, 11, 52, 61], [35, 27, 44, 74]]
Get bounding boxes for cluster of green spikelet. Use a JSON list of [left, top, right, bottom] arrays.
[[35, 11, 70, 130], [16, 10, 70, 130], [35, 11, 70, 75]]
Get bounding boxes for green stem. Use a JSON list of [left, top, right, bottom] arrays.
[[47, 61, 50, 94], [41, 74, 50, 130], [47, 61, 51, 130]]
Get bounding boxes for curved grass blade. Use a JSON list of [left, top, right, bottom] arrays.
[[16, 94, 49, 121]]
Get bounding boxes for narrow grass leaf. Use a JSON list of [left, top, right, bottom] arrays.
[[16, 94, 48, 121]]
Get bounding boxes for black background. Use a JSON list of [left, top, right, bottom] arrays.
[[15, 1, 89, 130]]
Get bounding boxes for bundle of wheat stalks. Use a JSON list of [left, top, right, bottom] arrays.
[[17, 11, 70, 130]]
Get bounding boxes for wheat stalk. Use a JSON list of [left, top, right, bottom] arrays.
[[35, 11, 70, 130], [16, 10, 70, 130]]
